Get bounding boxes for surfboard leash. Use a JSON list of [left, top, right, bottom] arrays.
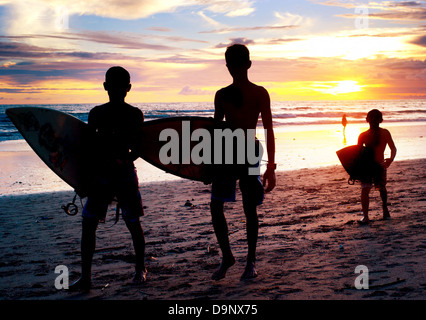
[[61, 193, 83, 216]]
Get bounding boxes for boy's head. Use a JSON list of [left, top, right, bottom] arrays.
[[225, 44, 252, 74], [366, 109, 383, 127], [103, 66, 131, 100]]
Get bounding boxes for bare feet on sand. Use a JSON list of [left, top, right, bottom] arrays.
[[241, 262, 258, 281], [383, 208, 391, 220], [358, 217, 369, 225], [132, 269, 148, 284], [212, 256, 236, 281], [68, 276, 91, 292]]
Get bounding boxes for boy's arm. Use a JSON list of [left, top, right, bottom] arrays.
[[357, 132, 364, 146], [214, 90, 225, 122], [260, 88, 276, 192], [130, 109, 145, 161], [384, 130, 397, 168]]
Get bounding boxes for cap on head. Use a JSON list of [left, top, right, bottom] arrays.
[[225, 44, 250, 68], [366, 109, 383, 125]]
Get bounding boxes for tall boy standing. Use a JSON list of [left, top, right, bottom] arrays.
[[210, 44, 276, 280]]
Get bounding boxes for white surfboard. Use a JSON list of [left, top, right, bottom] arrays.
[[6, 107, 92, 197]]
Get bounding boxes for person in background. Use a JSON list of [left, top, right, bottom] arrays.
[[357, 109, 397, 225]]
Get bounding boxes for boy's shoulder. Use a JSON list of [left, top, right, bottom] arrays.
[[359, 127, 392, 140], [89, 103, 107, 118], [89, 103, 143, 124], [90, 102, 141, 113], [380, 127, 392, 138], [217, 82, 268, 97]]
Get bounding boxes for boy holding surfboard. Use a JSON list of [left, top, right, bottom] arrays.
[[210, 44, 276, 280], [357, 109, 397, 224], [70, 66, 147, 291]]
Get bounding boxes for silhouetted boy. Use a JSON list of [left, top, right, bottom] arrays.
[[70, 66, 146, 291], [357, 109, 397, 224], [210, 44, 276, 280]]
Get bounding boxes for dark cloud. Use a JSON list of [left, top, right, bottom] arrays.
[[0, 68, 100, 84], [380, 58, 426, 71], [410, 35, 426, 47], [336, 1, 426, 21], [0, 40, 132, 60], [215, 38, 255, 48], [0, 41, 50, 58], [0, 88, 42, 93], [72, 31, 175, 50], [0, 30, 176, 51], [367, 10, 426, 21], [387, 1, 422, 7]]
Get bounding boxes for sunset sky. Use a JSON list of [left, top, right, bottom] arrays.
[[0, 0, 425, 104]]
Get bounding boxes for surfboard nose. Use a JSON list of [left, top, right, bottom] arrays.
[[6, 107, 17, 118], [6, 107, 27, 123]]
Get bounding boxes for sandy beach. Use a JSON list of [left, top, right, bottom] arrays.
[[0, 158, 425, 301]]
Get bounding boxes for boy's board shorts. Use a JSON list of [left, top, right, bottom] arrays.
[[211, 164, 264, 206], [83, 165, 144, 223], [361, 168, 387, 189]]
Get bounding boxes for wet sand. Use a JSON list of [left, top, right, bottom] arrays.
[[0, 158, 425, 300]]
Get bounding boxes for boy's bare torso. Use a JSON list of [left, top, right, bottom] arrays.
[[215, 82, 268, 130], [358, 127, 393, 163]]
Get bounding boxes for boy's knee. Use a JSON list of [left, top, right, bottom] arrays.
[[243, 202, 257, 218], [379, 186, 387, 193], [82, 216, 99, 229], [210, 199, 224, 211], [361, 185, 371, 193]]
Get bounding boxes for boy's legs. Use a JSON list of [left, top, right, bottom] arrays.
[[377, 170, 390, 219], [118, 167, 147, 282], [241, 201, 258, 280], [70, 216, 98, 291], [125, 219, 147, 283], [240, 175, 263, 279], [379, 186, 390, 219], [81, 217, 98, 281], [361, 185, 371, 223], [70, 182, 109, 291], [210, 199, 235, 280]]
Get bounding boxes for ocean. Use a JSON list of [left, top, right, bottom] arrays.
[[1, 99, 425, 142], [0, 99, 425, 196]]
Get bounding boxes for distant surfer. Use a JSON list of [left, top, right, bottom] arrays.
[[210, 44, 276, 280], [70, 66, 147, 291], [342, 114, 347, 135], [357, 109, 397, 225]]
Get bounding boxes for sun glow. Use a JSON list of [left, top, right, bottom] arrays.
[[312, 80, 364, 95]]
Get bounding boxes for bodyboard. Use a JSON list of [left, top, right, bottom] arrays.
[[336, 145, 380, 183]]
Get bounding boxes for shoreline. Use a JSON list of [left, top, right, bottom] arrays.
[[1, 120, 425, 197], [0, 158, 425, 300]]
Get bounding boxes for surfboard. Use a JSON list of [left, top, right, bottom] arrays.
[[6, 107, 93, 197], [336, 145, 380, 184], [137, 116, 219, 184], [136, 117, 262, 183], [6, 108, 239, 197]]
